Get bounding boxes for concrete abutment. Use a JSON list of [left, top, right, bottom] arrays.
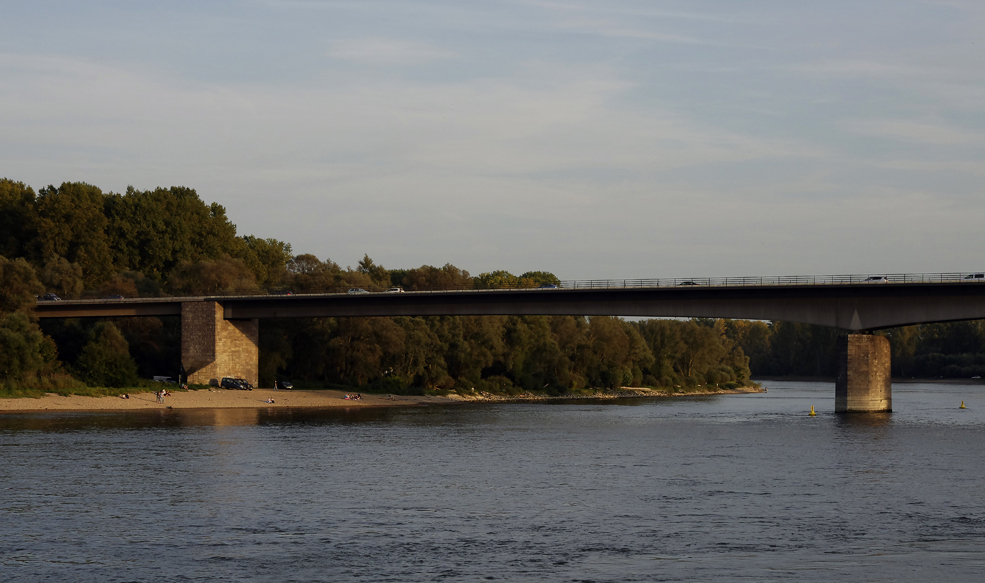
[[181, 301, 258, 387], [835, 333, 892, 413]]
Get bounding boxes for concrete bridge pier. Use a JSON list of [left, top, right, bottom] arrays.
[[835, 334, 892, 413], [181, 301, 259, 387]]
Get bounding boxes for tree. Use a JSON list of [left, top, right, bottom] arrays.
[[0, 179, 37, 260], [0, 312, 59, 384], [74, 322, 139, 387], [325, 317, 405, 385], [357, 254, 390, 288], [33, 182, 114, 286], [286, 254, 342, 292], [475, 270, 521, 289], [168, 254, 258, 295], [519, 271, 560, 286], [585, 317, 653, 388], [105, 186, 246, 283], [401, 264, 472, 291], [40, 256, 84, 299], [241, 236, 293, 288], [0, 256, 44, 313]]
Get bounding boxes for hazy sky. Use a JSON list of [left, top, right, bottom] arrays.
[[2, 1, 984, 279]]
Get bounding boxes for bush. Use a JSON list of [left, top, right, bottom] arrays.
[[74, 322, 139, 388]]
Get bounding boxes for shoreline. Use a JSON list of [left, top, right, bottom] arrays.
[[754, 375, 985, 385], [0, 386, 764, 414]]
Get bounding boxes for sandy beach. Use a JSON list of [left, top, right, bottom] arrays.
[[0, 385, 764, 414], [0, 388, 452, 413]]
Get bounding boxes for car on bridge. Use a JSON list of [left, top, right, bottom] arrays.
[[347, 288, 369, 294], [38, 293, 61, 301], [964, 273, 984, 280], [385, 287, 404, 293]]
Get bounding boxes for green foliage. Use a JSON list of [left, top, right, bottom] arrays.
[[0, 256, 44, 312], [74, 322, 139, 388], [242, 236, 293, 287], [357, 254, 390, 287], [168, 254, 258, 295], [286, 254, 344, 292], [519, 271, 560, 286], [41, 256, 84, 299], [0, 179, 37, 260], [401, 264, 472, 291], [33, 182, 114, 287], [0, 311, 59, 381], [105, 186, 244, 283]]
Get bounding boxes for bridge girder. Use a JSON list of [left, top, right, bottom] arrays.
[[32, 282, 985, 331]]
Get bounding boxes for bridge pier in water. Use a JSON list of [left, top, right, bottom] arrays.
[[836, 334, 892, 413], [181, 301, 259, 387]]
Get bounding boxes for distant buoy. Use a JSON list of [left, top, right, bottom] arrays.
[[809, 405, 816, 416], [960, 401, 967, 409]]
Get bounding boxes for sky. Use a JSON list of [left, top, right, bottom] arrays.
[[2, 0, 984, 280]]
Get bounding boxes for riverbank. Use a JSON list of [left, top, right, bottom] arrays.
[[754, 375, 985, 385], [0, 385, 764, 413]]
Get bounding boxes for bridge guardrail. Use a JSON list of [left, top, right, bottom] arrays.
[[48, 271, 985, 302]]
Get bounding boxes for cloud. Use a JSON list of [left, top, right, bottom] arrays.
[[844, 119, 985, 146], [326, 37, 456, 65]]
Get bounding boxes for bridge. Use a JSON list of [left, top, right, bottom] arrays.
[[33, 272, 985, 413]]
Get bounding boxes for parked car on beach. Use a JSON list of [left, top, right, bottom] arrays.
[[220, 377, 253, 390]]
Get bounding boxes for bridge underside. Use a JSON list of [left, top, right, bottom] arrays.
[[33, 282, 985, 409]]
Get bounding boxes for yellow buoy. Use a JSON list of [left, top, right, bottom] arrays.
[[809, 405, 816, 416], [960, 401, 967, 409]]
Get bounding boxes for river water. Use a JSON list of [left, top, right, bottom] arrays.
[[2, 381, 984, 582]]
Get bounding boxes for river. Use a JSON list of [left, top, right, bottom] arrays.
[[2, 381, 984, 582]]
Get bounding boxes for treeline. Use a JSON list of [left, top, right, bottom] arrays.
[[259, 316, 751, 396], [3, 177, 982, 395], [725, 320, 985, 379], [0, 178, 752, 394]]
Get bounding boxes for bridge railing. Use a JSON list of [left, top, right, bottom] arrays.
[[58, 271, 985, 302]]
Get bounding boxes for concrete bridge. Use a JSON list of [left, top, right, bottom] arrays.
[[33, 273, 985, 412]]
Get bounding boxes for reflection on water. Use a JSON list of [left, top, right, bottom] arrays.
[[2, 382, 985, 583], [836, 411, 893, 428]]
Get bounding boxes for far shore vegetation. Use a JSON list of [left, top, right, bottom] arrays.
[[3, 177, 985, 400]]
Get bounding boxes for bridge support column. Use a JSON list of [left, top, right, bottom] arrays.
[[836, 334, 892, 413], [181, 301, 259, 387]]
